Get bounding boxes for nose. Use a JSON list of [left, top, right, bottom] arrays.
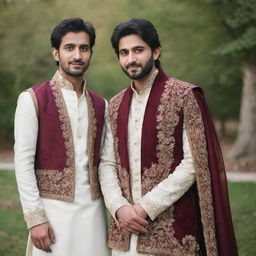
[[73, 48, 82, 60], [127, 52, 136, 64]]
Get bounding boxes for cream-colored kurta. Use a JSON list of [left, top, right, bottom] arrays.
[[99, 70, 196, 256], [14, 73, 109, 256]]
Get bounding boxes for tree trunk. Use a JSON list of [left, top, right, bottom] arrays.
[[219, 119, 226, 139], [229, 64, 256, 158]]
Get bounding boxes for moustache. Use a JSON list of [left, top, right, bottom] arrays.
[[69, 60, 85, 65], [126, 62, 142, 69]]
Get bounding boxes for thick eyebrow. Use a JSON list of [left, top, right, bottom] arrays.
[[119, 48, 128, 53], [64, 43, 75, 47], [80, 44, 90, 48], [63, 43, 90, 48], [134, 46, 145, 49]]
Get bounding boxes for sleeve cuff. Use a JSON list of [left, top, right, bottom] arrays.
[[108, 198, 131, 220], [138, 197, 159, 221], [24, 207, 48, 229]]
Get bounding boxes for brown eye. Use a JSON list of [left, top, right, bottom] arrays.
[[65, 46, 73, 51], [81, 45, 89, 51], [135, 47, 143, 53], [119, 50, 128, 57]]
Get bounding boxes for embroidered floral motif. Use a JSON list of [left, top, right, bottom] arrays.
[[138, 207, 199, 256], [51, 70, 87, 91], [86, 90, 101, 200], [183, 91, 218, 256], [24, 207, 48, 229], [36, 77, 76, 201], [36, 168, 74, 202], [108, 89, 132, 203], [142, 78, 192, 193], [130, 69, 159, 95], [108, 77, 200, 255], [108, 220, 131, 251], [108, 89, 134, 250], [138, 78, 199, 255]]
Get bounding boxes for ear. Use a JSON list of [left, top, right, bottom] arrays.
[[153, 47, 161, 61], [51, 48, 59, 62]]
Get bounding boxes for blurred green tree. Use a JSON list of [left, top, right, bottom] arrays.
[[0, 0, 243, 147], [200, 0, 256, 158]]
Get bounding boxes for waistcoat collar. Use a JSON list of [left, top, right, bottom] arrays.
[[51, 70, 87, 92], [130, 69, 159, 97]]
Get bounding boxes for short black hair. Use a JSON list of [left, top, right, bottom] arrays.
[[51, 18, 96, 50], [111, 18, 161, 68]]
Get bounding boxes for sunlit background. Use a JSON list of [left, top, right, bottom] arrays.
[[0, 0, 255, 255]]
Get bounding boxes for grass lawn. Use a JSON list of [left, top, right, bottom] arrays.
[[0, 171, 255, 256]]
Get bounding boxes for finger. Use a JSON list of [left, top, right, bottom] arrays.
[[127, 222, 147, 233], [123, 225, 140, 235], [43, 237, 52, 253], [31, 238, 40, 250], [37, 235, 49, 252], [49, 226, 56, 244], [126, 217, 148, 232], [126, 227, 139, 235], [134, 215, 149, 226], [35, 238, 43, 250]]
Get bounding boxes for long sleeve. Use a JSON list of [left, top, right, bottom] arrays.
[[138, 126, 196, 221], [14, 92, 48, 229], [99, 111, 131, 218]]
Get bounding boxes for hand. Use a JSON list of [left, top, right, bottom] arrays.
[[133, 204, 148, 219], [30, 222, 55, 252], [116, 205, 148, 235]]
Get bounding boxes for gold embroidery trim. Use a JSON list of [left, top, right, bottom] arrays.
[[24, 207, 48, 230], [108, 79, 200, 254], [35, 168, 75, 202], [48, 77, 75, 201], [184, 90, 218, 256], [108, 88, 132, 203], [130, 69, 159, 94], [138, 78, 199, 255], [86, 90, 100, 200], [108, 89, 132, 251], [51, 70, 87, 91], [138, 207, 199, 256]]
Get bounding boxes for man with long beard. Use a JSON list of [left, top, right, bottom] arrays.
[[14, 18, 109, 256], [99, 18, 238, 256]]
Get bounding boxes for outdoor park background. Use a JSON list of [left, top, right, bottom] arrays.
[[0, 0, 255, 255]]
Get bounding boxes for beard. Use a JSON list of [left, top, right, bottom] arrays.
[[59, 60, 89, 77], [121, 55, 154, 80]]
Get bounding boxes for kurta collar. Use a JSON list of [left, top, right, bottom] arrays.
[[51, 70, 87, 92], [130, 68, 159, 96]]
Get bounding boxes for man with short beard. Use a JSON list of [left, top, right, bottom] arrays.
[[99, 18, 238, 256], [14, 18, 109, 256]]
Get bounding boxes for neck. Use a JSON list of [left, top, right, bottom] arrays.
[[133, 67, 157, 93], [59, 69, 84, 96]]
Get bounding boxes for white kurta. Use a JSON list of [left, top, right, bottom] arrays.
[[99, 70, 196, 256], [14, 76, 109, 256]]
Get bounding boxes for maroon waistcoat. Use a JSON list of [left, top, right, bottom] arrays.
[[108, 69, 238, 256], [28, 76, 105, 201]]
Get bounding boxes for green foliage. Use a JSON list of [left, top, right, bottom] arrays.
[[0, 0, 244, 140], [202, 0, 256, 63]]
